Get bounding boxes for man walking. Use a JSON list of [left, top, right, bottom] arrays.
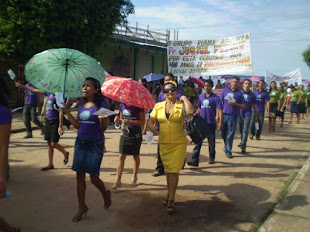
[[187, 79, 223, 166], [219, 76, 246, 158], [22, 81, 44, 138], [250, 80, 270, 140], [238, 79, 258, 153]]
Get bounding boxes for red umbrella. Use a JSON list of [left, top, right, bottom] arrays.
[[101, 76, 156, 109], [191, 77, 204, 87], [249, 76, 262, 82]]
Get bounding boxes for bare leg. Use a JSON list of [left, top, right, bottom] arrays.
[[297, 113, 300, 123], [167, 173, 179, 201], [268, 118, 272, 132], [166, 173, 179, 214], [51, 142, 69, 160], [289, 113, 293, 123], [90, 175, 111, 209], [131, 155, 140, 185], [112, 154, 126, 188], [72, 172, 87, 222], [47, 141, 54, 167]]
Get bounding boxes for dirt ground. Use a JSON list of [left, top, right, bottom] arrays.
[[1, 115, 310, 232]]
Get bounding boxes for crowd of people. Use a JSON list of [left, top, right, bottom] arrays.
[[1, 72, 310, 229]]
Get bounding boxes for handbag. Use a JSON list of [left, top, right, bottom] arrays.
[[185, 115, 210, 144]]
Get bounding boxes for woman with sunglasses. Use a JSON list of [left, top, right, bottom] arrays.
[[148, 81, 194, 214]]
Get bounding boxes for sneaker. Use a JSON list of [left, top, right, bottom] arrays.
[[250, 135, 254, 140], [152, 170, 165, 177], [225, 153, 233, 159], [256, 136, 260, 140], [237, 143, 242, 147], [208, 159, 215, 164], [187, 161, 199, 167], [241, 148, 246, 154], [23, 134, 33, 139]]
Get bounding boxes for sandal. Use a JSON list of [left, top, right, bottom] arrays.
[[103, 190, 112, 209], [130, 177, 138, 187], [162, 194, 169, 206], [64, 152, 69, 165], [72, 205, 88, 222], [167, 200, 175, 215]]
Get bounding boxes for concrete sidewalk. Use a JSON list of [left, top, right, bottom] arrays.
[[3, 111, 310, 232], [259, 156, 310, 232]]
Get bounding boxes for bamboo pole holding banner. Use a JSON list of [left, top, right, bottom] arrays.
[[248, 32, 254, 90]]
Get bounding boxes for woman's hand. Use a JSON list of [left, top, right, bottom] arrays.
[[114, 116, 122, 125], [15, 81, 22, 88], [58, 127, 64, 136]]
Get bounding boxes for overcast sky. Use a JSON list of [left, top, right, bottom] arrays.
[[128, 0, 310, 79]]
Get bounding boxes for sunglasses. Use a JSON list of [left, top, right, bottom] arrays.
[[163, 87, 177, 93]]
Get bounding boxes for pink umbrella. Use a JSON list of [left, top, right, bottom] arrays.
[[304, 80, 310, 84], [191, 77, 204, 87], [249, 76, 262, 82]]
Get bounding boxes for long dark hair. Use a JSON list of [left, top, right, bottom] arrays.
[[269, 81, 277, 93], [0, 77, 10, 108], [83, 77, 103, 109]]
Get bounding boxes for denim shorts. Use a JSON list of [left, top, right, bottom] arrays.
[[72, 136, 104, 176]]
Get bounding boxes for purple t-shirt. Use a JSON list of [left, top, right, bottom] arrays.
[[120, 103, 144, 130], [24, 83, 37, 105], [239, 89, 257, 116], [45, 93, 59, 119], [197, 93, 223, 124], [157, 90, 184, 102], [0, 104, 12, 124], [78, 101, 109, 141], [253, 89, 270, 112], [219, 88, 245, 116]]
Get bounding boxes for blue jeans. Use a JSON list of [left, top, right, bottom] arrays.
[[251, 111, 265, 138], [238, 115, 251, 149], [191, 124, 216, 164], [23, 104, 43, 136], [221, 114, 238, 155]]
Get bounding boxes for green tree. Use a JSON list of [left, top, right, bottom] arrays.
[[0, 0, 134, 63], [303, 46, 310, 69]]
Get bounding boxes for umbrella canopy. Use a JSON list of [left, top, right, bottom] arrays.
[[191, 77, 204, 88], [221, 74, 234, 79], [101, 76, 156, 109], [143, 73, 165, 82], [249, 76, 262, 82], [104, 71, 112, 77], [25, 48, 105, 98], [304, 80, 310, 84]]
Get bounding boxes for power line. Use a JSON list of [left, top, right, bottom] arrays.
[[128, 13, 310, 31]]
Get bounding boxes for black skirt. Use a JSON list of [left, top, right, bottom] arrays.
[[44, 119, 60, 143], [119, 127, 142, 155]]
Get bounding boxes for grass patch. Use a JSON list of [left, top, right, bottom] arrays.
[[249, 171, 299, 232], [278, 171, 298, 203]]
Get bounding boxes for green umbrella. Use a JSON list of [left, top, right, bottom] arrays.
[[24, 48, 105, 98]]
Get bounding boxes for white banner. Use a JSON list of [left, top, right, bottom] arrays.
[[265, 68, 302, 85], [167, 33, 252, 76]]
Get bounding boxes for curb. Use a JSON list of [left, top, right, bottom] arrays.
[[258, 145, 310, 232]]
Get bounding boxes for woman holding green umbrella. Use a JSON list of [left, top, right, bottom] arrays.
[[15, 82, 70, 170], [63, 77, 111, 222]]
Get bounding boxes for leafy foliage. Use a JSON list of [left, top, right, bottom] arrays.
[[0, 0, 134, 63], [302, 45, 310, 69]]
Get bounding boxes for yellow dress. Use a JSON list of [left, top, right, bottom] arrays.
[[150, 100, 188, 173]]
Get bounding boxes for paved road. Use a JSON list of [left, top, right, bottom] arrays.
[[1, 112, 310, 232]]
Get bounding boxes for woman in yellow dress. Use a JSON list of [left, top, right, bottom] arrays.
[[148, 81, 193, 214]]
